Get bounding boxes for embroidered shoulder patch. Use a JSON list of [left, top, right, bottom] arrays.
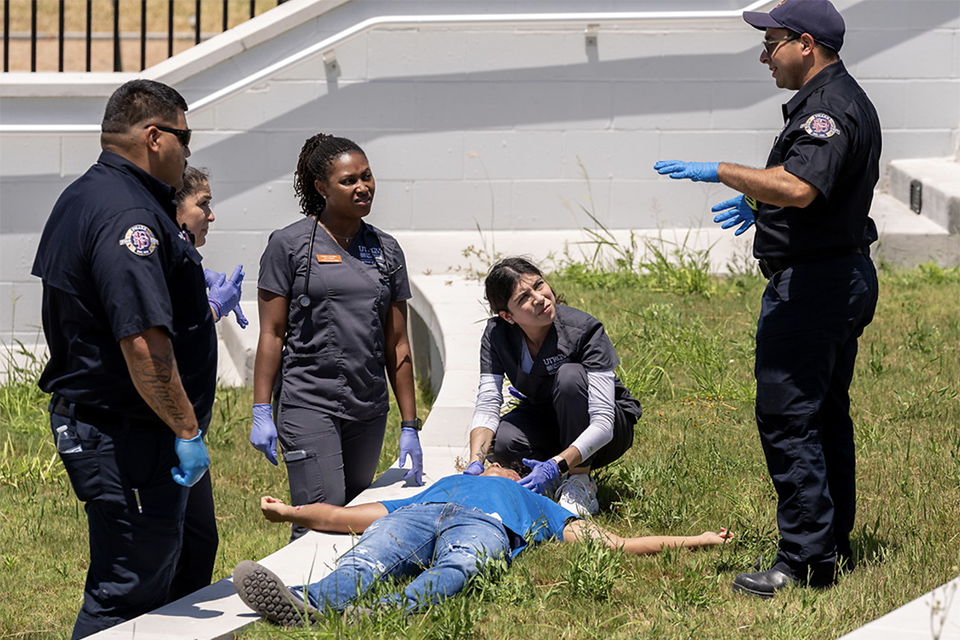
[[119, 224, 159, 256], [801, 113, 840, 138]]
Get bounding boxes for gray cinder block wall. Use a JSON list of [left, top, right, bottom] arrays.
[[1, 0, 958, 347]]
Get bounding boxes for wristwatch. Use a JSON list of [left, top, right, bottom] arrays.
[[401, 418, 423, 431], [552, 456, 569, 475]]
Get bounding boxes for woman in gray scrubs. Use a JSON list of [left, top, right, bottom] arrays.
[[250, 134, 423, 540]]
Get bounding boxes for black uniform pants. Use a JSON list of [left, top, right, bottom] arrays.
[[50, 399, 216, 640], [492, 363, 635, 470], [754, 253, 877, 576]]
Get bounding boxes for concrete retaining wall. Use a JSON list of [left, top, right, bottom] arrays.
[[1, 0, 958, 346]]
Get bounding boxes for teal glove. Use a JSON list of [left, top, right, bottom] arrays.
[[712, 195, 758, 236], [171, 433, 210, 487], [653, 160, 720, 183]]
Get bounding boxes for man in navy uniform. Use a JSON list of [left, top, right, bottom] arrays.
[[654, 0, 880, 597], [32, 80, 219, 637]]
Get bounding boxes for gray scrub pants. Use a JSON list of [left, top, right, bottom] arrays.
[[277, 405, 387, 540]]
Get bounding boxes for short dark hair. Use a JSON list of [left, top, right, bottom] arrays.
[[101, 80, 188, 133], [484, 256, 544, 315], [175, 166, 210, 206], [293, 134, 366, 218]]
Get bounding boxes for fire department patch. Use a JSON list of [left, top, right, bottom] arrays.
[[120, 224, 159, 256], [801, 113, 840, 138]]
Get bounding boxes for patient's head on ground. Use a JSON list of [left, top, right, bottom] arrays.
[[480, 463, 521, 482]]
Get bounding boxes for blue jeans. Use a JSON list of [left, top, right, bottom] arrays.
[[302, 503, 511, 612]]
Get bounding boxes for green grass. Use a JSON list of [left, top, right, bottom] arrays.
[[2, 261, 958, 639]]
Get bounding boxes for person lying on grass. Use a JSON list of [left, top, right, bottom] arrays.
[[234, 463, 733, 626]]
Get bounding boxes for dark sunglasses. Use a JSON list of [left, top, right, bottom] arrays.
[[148, 124, 192, 147], [762, 35, 799, 56]]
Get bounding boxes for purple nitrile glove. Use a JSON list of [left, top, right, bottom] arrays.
[[463, 460, 485, 476], [712, 195, 757, 236], [398, 427, 424, 486], [171, 433, 210, 487], [250, 403, 278, 466], [207, 265, 244, 323], [203, 268, 220, 289], [518, 457, 560, 495], [653, 160, 720, 183], [232, 302, 249, 329]]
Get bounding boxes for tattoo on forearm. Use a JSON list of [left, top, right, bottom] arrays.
[[129, 352, 189, 425]]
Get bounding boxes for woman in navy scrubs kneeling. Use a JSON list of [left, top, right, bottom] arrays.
[[465, 257, 642, 516]]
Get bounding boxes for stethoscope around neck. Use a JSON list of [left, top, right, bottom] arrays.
[[296, 216, 403, 309], [296, 216, 320, 309]]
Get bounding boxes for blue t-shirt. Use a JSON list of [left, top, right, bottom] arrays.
[[381, 475, 577, 557]]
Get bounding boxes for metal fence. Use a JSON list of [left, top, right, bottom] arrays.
[[2, 0, 287, 73]]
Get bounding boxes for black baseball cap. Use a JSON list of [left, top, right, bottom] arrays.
[[744, 0, 845, 53]]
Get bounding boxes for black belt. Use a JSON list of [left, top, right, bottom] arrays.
[[758, 247, 867, 278], [51, 395, 136, 429]]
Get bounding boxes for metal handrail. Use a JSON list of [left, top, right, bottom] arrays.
[[0, 1, 771, 133]]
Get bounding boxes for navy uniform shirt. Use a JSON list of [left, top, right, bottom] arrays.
[[31, 151, 217, 427], [479, 305, 642, 419], [258, 218, 411, 420], [755, 61, 882, 260]]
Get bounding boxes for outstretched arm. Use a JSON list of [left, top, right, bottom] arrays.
[[562, 519, 732, 555], [259, 496, 388, 535]]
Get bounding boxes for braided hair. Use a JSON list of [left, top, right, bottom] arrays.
[[293, 133, 366, 218]]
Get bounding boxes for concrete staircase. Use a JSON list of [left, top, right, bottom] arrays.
[[872, 157, 960, 268]]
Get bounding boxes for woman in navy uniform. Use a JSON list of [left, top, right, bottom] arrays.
[[464, 257, 642, 516], [250, 134, 423, 539]]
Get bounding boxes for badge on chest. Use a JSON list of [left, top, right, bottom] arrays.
[[316, 254, 342, 264]]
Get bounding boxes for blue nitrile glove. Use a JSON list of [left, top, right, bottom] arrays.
[[508, 386, 527, 401], [653, 160, 720, 183], [711, 195, 758, 236], [250, 403, 278, 466], [518, 457, 560, 495], [207, 265, 246, 326], [398, 427, 424, 486], [204, 268, 220, 289], [463, 460, 485, 476], [232, 301, 249, 329], [171, 433, 210, 487]]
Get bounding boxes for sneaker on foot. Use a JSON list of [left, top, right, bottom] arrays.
[[233, 560, 319, 627], [556, 473, 599, 517]]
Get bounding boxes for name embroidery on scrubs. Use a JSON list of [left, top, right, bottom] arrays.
[[801, 113, 840, 138], [542, 353, 568, 373], [119, 224, 159, 256], [316, 254, 342, 263]]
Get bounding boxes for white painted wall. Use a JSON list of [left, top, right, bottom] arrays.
[[1, 0, 958, 345]]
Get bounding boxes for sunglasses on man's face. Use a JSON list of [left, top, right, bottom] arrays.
[[762, 35, 799, 56], [148, 124, 192, 147]]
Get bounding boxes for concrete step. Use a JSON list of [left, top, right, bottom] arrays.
[[887, 157, 960, 235], [870, 192, 959, 269]]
